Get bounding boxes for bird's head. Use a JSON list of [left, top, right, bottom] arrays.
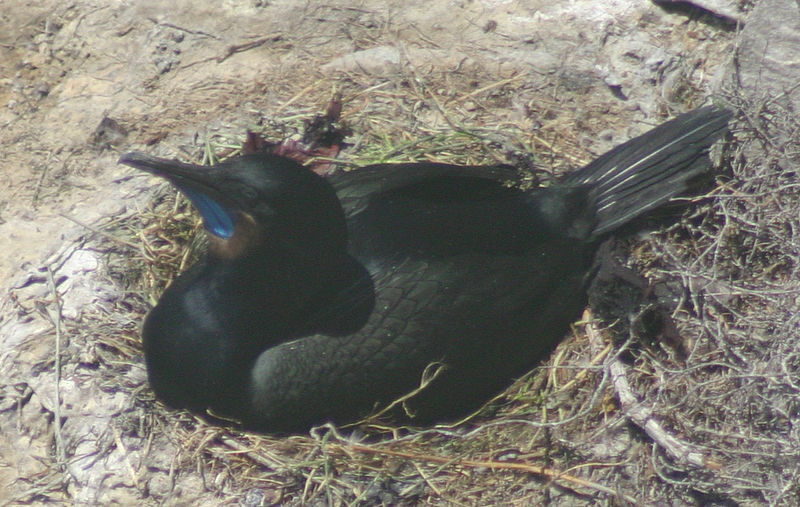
[[119, 152, 347, 261]]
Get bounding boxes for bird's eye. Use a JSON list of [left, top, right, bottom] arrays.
[[240, 186, 258, 201]]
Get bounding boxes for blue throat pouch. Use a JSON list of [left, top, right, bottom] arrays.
[[179, 186, 235, 239]]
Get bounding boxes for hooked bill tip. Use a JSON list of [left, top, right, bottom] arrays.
[[118, 151, 168, 171], [118, 151, 143, 165]]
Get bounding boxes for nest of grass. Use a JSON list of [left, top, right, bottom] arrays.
[[67, 65, 800, 506]]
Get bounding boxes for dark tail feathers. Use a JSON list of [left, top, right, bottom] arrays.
[[565, 106, 732, 238]]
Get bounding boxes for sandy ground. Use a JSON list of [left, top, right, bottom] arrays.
[[4, 0, 800, 505]]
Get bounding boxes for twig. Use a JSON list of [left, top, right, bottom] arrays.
[[583, 310, 722, 471], [341, 442, 638, 504], [347, 362, 447, 428], [31, 152, 54, 206], [398, 44, 461, 133], [146, 19, 219, 39], [216, 34, 282, 63], [179, 34, 283, 69], [45, 267, 67, 467], [59, 213, 142, 251], [452, 74, 525, 103], [275, 79, 325, 114], [111, 424, 140, 488]]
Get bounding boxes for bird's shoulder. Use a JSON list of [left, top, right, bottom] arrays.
[[329, 162, 523, 217]]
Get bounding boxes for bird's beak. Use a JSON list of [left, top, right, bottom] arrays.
[[119, 151, 236, 239]]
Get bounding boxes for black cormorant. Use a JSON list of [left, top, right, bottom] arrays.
[[119, 106, 731, 433]]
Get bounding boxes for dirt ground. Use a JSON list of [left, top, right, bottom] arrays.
[[2, 0, 799, 505]]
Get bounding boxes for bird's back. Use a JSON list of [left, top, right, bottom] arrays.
[[245, 172, 597, 430], [245, 107, 731, 431]]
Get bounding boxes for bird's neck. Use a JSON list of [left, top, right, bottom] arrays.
[[207, 212, 262, 260], [209, 234, 349, 296], [195, 245, 356, 350]]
